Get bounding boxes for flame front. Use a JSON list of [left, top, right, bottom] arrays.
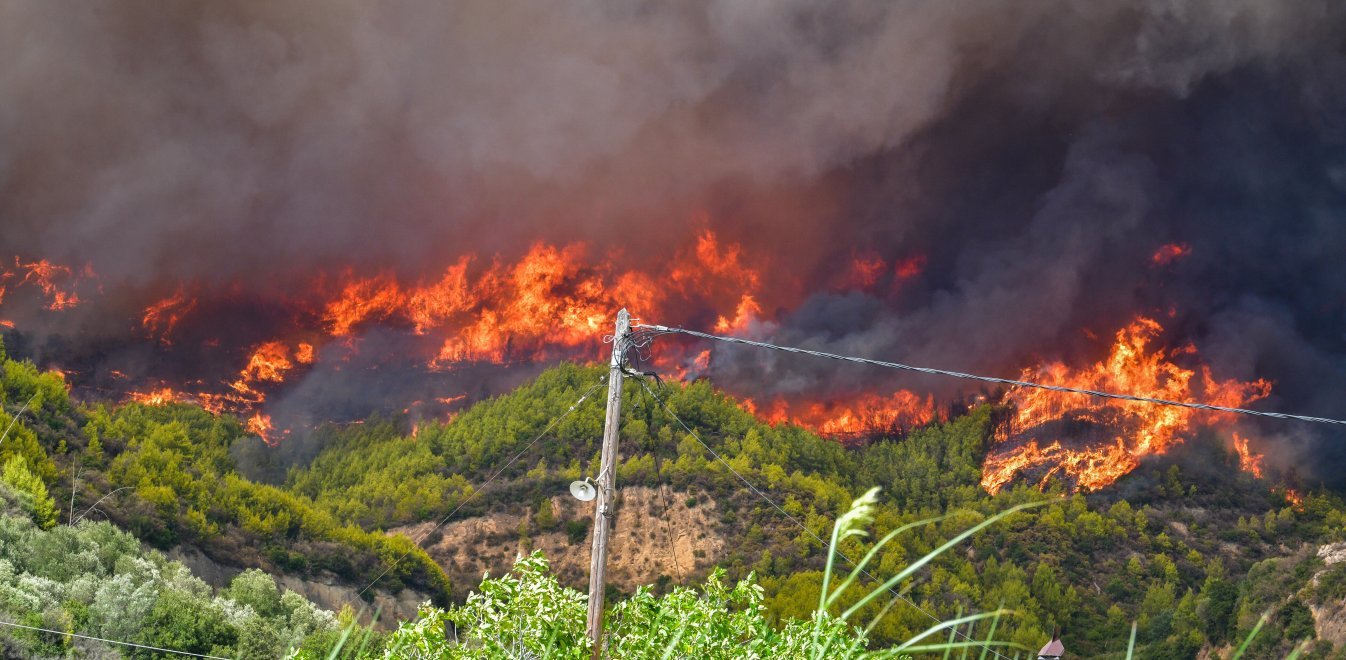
[[0, 258, 93, 313], [1233, 433, 1265, 479], [752, 390, 940, 438], [981, 317, 1271, 493], [0, 241, 1286, 494], [143, 288, 198, 344], [129, 387, 190, 406], [107, 230, 765, 441]]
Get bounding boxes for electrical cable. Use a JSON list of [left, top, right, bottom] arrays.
[[638, 381, 685, 584], [0, 393, 38, 445], [655, 481, 685, 585], [632, 325, 1346, 427], [0, 619, 232, 659], [355, 378, 607, 601], [634, 377, 1011, 660]]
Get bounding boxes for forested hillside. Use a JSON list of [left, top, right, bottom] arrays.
[[0, 340, 448, 619], [0, 479, 346, 657], [289, 364, 1346, 658], [2, 344, 1345, 658]]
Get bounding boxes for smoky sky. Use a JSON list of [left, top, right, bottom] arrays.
[[3, 2, 1346, 483]]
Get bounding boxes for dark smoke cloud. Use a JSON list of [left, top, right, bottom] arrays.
[[3, 1, 1335, 283], [3, 1, 1346, 483]]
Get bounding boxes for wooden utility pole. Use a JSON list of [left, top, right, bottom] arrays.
[[586, 308, 629, 658]]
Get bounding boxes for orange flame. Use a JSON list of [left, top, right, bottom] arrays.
[[106, 230, 760, 441], [1282, 487, 1304, 507], [0, 258, 92, 312], [1151, 243, 1191, 266], [18, 259, 85, 310], [1232, 433, 1264, 479], [713, 294, 761, 335], [241, 341, 296, 384], [246, 412, 275, 442], [130, 388, 191, 406], [894, 255, 927, 280], [671, 230, 761, 293], [750, 390, 939, 438], [981, 317, 1271, 493], [840, 254, 886, 289], [323, 274, 412, 336], [142, 288, 198, 344]]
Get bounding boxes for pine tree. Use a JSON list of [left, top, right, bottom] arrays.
[[1, 454, 57, 528]]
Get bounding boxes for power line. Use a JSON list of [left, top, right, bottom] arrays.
[[633, 324, 1346, 427], [0, 619, 231, 659], [641, 385, 685, 584], [0, 393, 39, 445], [633, 377, 1011, 660], [355, 378, 606, 601]]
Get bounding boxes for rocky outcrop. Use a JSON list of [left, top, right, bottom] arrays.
[[393, 485, 728, 594], [1311, 542, 1346, 648]]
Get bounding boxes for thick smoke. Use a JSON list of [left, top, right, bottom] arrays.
[[2, 2, 1345, 483]]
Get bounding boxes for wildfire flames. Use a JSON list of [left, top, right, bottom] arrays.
[[1151, 243, 1191, 266], [6, 230, 770, 443], [0, 258, 93, 322], [1233, 433, 1264, 479], [748, 390, 940, 440], [129, 388, 189, 406], [142, 287, 198, 345], [980, 318, 1272, 493], [0, 240, 1287, 494]]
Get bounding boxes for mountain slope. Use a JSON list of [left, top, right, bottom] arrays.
[[288, 363, 1346, 657], [3, 343, 1343, 657]]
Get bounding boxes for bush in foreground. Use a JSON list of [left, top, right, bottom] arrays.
[[354, 488, 1032, 659]]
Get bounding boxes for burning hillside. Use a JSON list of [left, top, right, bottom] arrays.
[[980, 318, 1272, 493], [2, 1, 1345, 491], [0, 235, 1293, 496], [4, 230, 774, 442]]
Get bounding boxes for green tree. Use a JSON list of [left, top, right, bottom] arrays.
[[535, 498, 556, 531], [1198, 560, 1237, 643], [1, 454, 56, 528]]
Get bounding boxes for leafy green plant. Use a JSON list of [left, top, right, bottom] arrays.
[[344, 487, 1036, 659]]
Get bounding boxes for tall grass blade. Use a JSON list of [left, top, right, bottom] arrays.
[[324, 622, 356, 660], [1231, 611, 1270, 660], [942, 609, 961, 659], [893, 610, 1013, 652], [842, 501, 1046, 621], [825, 513, 952, 615], [977, 606, 1003, 660]]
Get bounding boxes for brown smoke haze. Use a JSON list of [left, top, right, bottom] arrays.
[[2, 1, 1345, 485]]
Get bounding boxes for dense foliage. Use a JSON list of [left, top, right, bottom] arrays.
[[0, 339, 450, 604], [85, 402, 450, 599], [2, 336, 1345, 657], [0, 481, 344, 658], [379, 553, 874, 659], [291, 364, 1346, 658], [374, 488, 1013, 660]]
